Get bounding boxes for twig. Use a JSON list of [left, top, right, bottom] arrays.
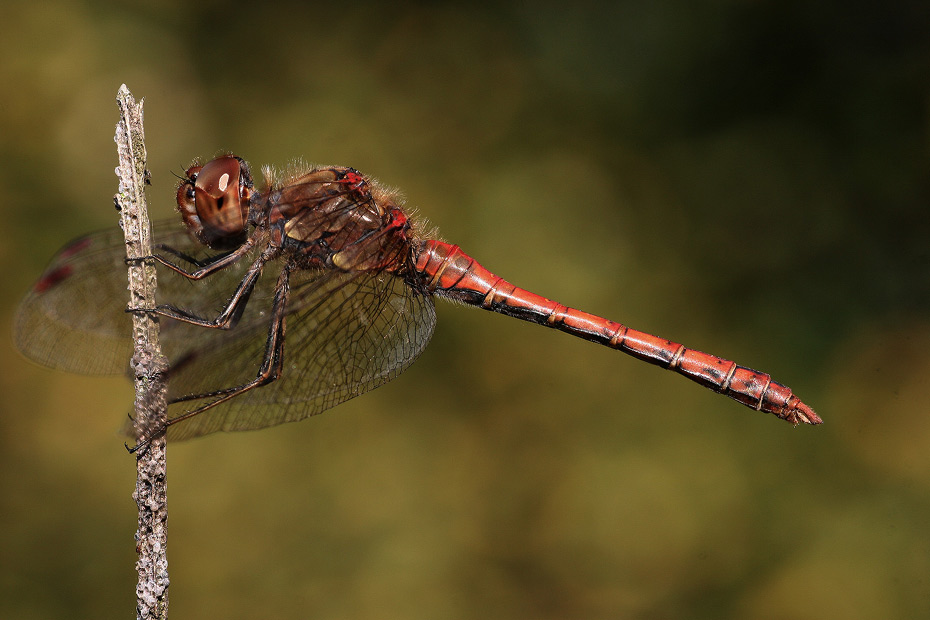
[[115, 84, 170, 620]]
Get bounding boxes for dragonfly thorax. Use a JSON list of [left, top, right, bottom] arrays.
[[266, 166, 411, 272]]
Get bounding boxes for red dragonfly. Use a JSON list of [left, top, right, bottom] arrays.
[[15, 155, 820, 441]]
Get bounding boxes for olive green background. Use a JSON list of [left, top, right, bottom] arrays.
[[2, 1, 929, 618]]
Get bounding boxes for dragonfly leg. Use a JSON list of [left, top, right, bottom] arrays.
[[129, 245, 279, 329], [153, 243, 236, 268], [152, 237, 257, 280], [123, 244, 229, 269], [161, 263, 291, 434]]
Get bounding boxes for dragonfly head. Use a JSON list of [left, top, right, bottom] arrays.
[[177, 155, 255, 249]]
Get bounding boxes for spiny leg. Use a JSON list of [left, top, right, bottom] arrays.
[[130, 246, 278, 330], [161, 262, 292, 434], [128, 236, 257, 280]]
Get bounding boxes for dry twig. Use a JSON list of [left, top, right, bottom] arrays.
[[115, 84, 170, 620]]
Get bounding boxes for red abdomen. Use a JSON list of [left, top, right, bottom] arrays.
[[414, 240, 820, 425]]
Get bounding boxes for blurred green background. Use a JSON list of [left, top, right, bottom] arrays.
[[2, 1, 929, 618]]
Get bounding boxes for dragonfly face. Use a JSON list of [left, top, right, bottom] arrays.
[[176, 155, 254, 250]]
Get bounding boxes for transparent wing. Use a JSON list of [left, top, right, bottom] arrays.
[[158, 263, 436, 440], [13, 220, 262, 375]]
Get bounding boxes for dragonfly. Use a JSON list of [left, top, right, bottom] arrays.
[[14, 155, 821, 442]]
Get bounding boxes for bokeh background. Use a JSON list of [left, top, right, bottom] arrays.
[[2, 1, 929, 618]]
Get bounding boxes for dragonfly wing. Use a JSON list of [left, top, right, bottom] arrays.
[[159, 263, 437, 440], [14, 220, 262, 375], [15, 226, 140, 374]]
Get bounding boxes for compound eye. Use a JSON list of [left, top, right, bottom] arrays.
[[176, 164, 204, 240], [176, 156, 253, 248]]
